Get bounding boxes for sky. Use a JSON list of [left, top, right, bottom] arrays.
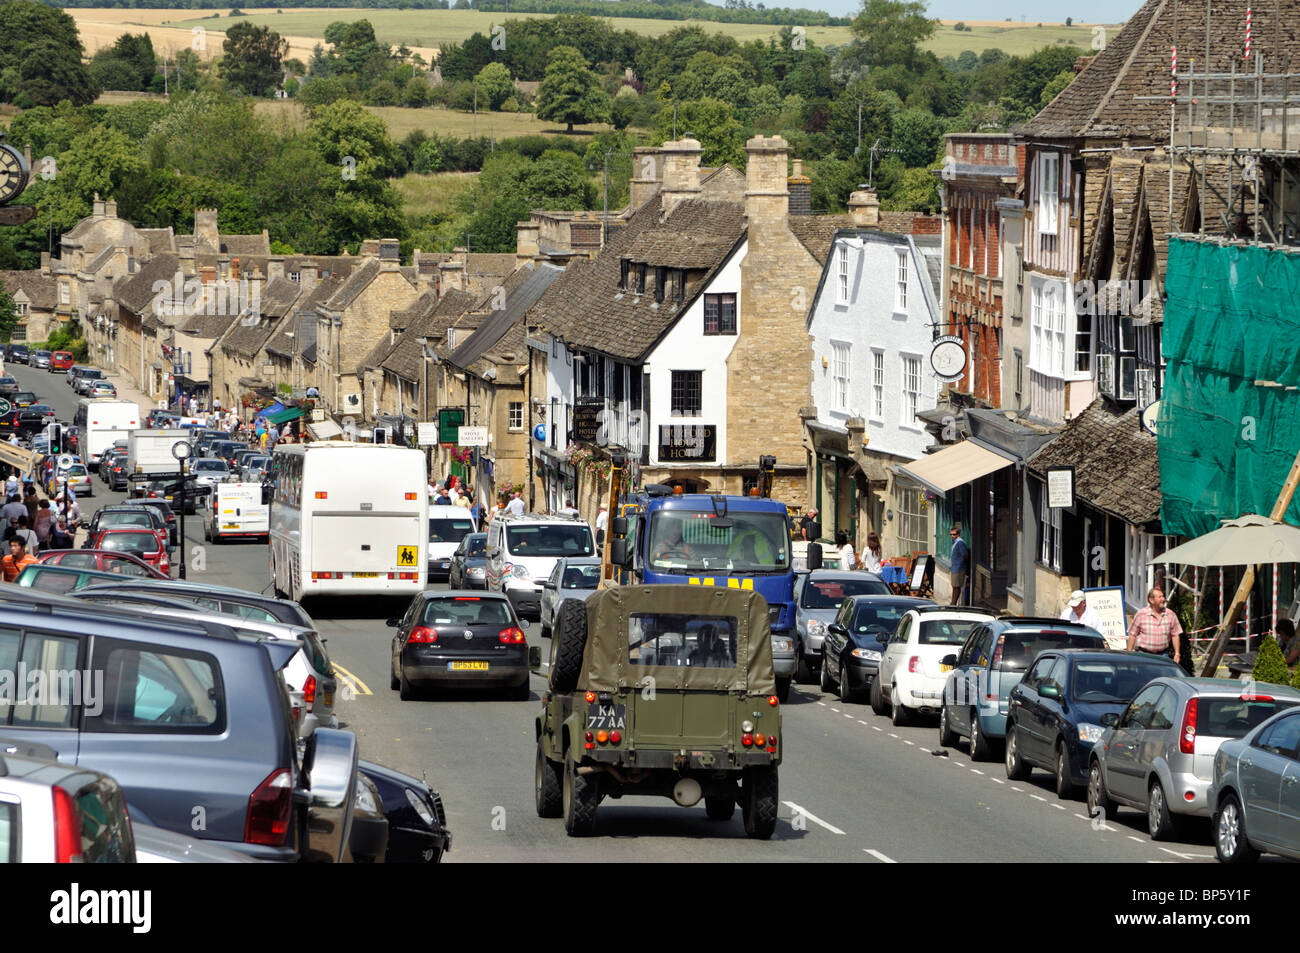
[[810, 0, 1144, 23]]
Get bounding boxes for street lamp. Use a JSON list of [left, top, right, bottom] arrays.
[[171, 439, 191, 579]]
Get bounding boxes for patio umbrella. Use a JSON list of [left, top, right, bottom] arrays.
[[1152, 514, 1300, 566]]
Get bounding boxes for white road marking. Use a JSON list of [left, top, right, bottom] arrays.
[[1030, 794, 1047, 802], [1128, 836, 1144, 843], [830, 707, 840, 713], [889, 733, 898, 738], [863, 848, 897, 863], [818, 702, 827, 707], [872, 726, 882, 732], [858, 720, 869, 725], [970, 769, 984, 775], [1051, 803, 1065, 810], [844, 714, 853, 719], [991, 778, 1004, 784], [1158, 846, 1211, 860], [783, 802, 846, 835], [903, 739, 914, 746], [1074, 814, 1089, 821], [1011, 786, 1024, 792]]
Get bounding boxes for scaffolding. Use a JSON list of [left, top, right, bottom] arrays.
[[1152, 57, 1300, 245]]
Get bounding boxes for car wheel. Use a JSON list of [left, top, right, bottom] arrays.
[[399, 666, 417, 702], [535, 741, 562, 818], [891, 691, 910, 726], [705, 794, 735, 821], [870, 674, 888, 715], [776, 676, 791, 703], [969, 709, 991, 761], [562, 749, 597, 837], [819, 649, 834, 693], [1087, 760, 1118, 822], [1214, 794, 1259, 864], [838, 662, 858, 704], [741, 765, 778, 839], [1147, 780, 1178, 841], [1005, 723, 1031, 780], [795, 644, 813, 684], [1054, 742, 1076, 799], [938, 705, 958, 748]]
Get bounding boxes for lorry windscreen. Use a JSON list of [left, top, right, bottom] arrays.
[[646, 511, 790, 574]]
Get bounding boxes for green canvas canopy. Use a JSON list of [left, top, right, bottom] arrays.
[[263, 407, 305, 425]]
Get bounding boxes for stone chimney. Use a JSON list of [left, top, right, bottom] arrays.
[[231, 257, 240, 281], [40, 252, 50, 275], [787, 158, 811, 216], [378, 238, 400, 271], [300, 261, 319, 292], [848, 188, 880, 227], [194, 208, 219, 252], [744, 135, 789, 228], [659, 139, 702, 218], [516, 221, 540, 263], [92, 193, 105, 218], [105, 199, 117, 219], [359, 239, 381, 258], [629, 146, 662, 211], [267, 256, 285, 281], [440, 255, 465, 294]]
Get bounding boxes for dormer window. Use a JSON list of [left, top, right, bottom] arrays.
[[654, 266, 666, 304], [619, 258, 630, 291], [634, 264, 646, 295], [674, 270, 685, 303]]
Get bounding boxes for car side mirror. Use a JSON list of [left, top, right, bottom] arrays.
[[261, 484, 273, 505], [611, 516, 627, 537], [1100, 712, 1120, 728], [541, 581, 555, 590], [610, 538, 629, 567], [941, 653, 958, 667], [1040, 683, 1060, 699], [386, 618, 400, 628], [529, 645, 543, 671], [827, 622, 846, 636], [807, 542, 823, 571]]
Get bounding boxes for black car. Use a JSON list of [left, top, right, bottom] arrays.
[[1005, 649, 1186, 797], [100, 449, 128, 489], [357, 760, 452, 863], [7, 344, 29, 364], [146, 409, 180, 429], [448, 533, 488, 589], [820, 594, 933, 703], [389, 590, 532, 701], [118, 497, 179, 544], [211, 439, 249, 467], [145, 476, 209, 514], [10, 390, 37, 408]]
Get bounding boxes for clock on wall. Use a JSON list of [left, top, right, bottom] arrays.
[[0, 138, 30, 206], [930, 335, 968, 382]]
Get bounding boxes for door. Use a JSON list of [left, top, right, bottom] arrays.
[[879, 613, 912, 699], [950, 625, 988, 736], [1014, 654, 1057, 765], [0, 625, 84, 763], [1244, 711, 1300, 848], [1107, 685, 1166, 803]]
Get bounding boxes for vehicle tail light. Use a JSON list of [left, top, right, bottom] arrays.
[[768, 695, 778, 707], [245, 768, 293, 847], [303, 675, 316, 705], [585, 732, 593, 742], [909, 656, 920, 673], [51, 786, 83, 863], [315, 492, 327, 499], [596, 730, 608, 744], [585, 692, 596, 703], [742, 734, 754, 747], [755, 733, 766, 746], [498, 627, 526, 644], [404, 492, 417, 500], [1241, 693, 1274, 702], [408, 626, 438, 644], [1180, 697, 1198, 754], [609, 731, 621, 744], [1184, 791, 1195, 801]]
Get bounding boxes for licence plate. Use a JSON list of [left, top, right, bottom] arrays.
[[586, 702, 626, 731], [324, 688, 334, 707], [222, 523, 239, 529], [940, 663, 953, 672], [353, 572, 379, 579], [449, 661, 489, 671]]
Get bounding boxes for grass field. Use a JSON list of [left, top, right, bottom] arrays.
[[393, 171, 476, 221], [66, 7, 1114, 62]]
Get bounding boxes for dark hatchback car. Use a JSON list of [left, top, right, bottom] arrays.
[[820, 594, 932, 703], [357, 760, 452, 863], [118, 497, 179, 545], [1005, 649, 1185, 797], [10, 390, 37, 408], [448, 533, 488, 589], [389, 591, 533, 701]]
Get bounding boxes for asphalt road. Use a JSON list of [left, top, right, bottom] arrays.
[[7, 360, 1227, 864]]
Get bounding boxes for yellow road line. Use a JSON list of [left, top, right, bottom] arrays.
[[332, 663, 373, 696]]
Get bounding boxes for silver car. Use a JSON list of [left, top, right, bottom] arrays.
[[1209, 705, 1300, 862], [539, 556, 601, 637], [1088, 676, 1300, 839], [30, 350, 51, 370], [793, 570, 891, 682]]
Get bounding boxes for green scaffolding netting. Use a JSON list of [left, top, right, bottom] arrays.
[[1160, 237, 1300, 538]]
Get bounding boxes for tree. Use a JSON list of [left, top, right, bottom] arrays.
[[0, 286, 16, 344], [299, 75, 349, 112], [37, 125, 146, 238], [828, 80, 900, 160], [0, 1, 97, 107], [474, 62, 514, 111], [1253, 637, 1292, 688], [892, 107, 943, 166], [404, 77, 432, 108], [221, 21, 288, 97], [1039, 68, 1074, 107], [850, 0, 936, 72], [652, 98, 746, 167], [535, 46, 610, 133]]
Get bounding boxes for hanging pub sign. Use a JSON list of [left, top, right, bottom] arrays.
[[658, 424, 717, 462], [437, 408, 464, 447], [1046, 465, 1076, 509], [572, 400, 603, 444]]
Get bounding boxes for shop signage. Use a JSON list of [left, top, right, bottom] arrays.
[[658, 424, 717, 462]]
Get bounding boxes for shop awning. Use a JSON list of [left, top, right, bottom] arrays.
[[308, 419, 343, 440], [895, 440, 1015, 495], [264, 407, 305, 425]]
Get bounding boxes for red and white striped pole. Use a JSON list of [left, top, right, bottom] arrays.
[[1171, 45, 1178, 98], [1245, 8, 1252, 60], [1273, 563, 1278, 633]]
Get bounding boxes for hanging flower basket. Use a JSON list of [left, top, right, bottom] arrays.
[[565, 443, 612, 482]]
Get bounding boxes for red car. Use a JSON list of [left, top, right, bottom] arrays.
[[50, 351, 75, 372], [37, 549, 169, 579], [85, 528, 170, 575]]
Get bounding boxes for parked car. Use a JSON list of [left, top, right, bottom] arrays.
[[73, 368, 105, 395], [117, 497, 179, 545], [30, 349, 51, 370], [7, 344, 29, 364], [239, 454, 271, 482], [16, 563, 125, 595], [74, 578, 319, 629], [1209, 705, 1300, 862], [820, 594, 933, 703], [1087, 677, 1300, 839], [0, 375, 17, 396], [86, 527, 170, 574], [132, 823, 260, 863], [874, 605, 998, 725], [10, 390, 37, 408], [448, 532, 488, 590], [389, 590, 532, 700], [49, 351, 74, 372], [36, 548, 169, 579], [210, 439, 249, 468], [84, 505, 171, 550], [49, 461, 92, 497], [539, 556, 601, 638], [1004, 649, 1185, 797], [357, 760, 452, 863], [0, 739, 136, 862], [88, 380, 118, 398], [793, 570, 892, 682], [146, 408, 180, 428]]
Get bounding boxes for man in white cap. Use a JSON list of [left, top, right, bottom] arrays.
[[1060, 589, 1103, 635]]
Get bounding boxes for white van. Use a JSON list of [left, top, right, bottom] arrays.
[[205, 482, 270, 542], [485, 513, 596, 619], [427, 508, 477, 582]]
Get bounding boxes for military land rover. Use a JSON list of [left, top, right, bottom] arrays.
[[534, 584, 782, 838]]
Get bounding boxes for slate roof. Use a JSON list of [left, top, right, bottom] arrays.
[[0, 270, 57, 309], [264, 276, 345, 357], [137, 228, 176, 254], [220, 277, 306, 358], [527, 194, 747, 361], [1028, 399, 1161, 524], [179, 312, 239, 339], [323, 259, 380, 311], [446, 262, 564, 371], [85, 246, 116, 276], [114, 254, 181, 313], [1018, 0, 1300, 141], [789, 215, 856, 266], [177, 231, 271, 257], [376, 289, 478, 382]]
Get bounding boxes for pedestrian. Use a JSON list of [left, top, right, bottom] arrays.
[[595, 504, 608, 547], [559, 498, 579, 519], [33, 499, 52, 545], [454, 488, 472, 510], [799, 507, 821, 542], [22, 484, 37, 525], [505, 490, 525, 517], [860, 532, 883, 573], [469, 493, 486, 528], [47, 516, 73, 550], [948, 524, 969, 606], [1, 493, 25, 524], [1126, 586, 1183, 664], [835, 530, 857, 570], [12, 515, 37, 555], [2, 537, 36, 582], [55, 488, 81, 533], [433, 488, 451, 506], [4, 472, 17, 498], [1060, 589, 1104, 635], [1276, 618, 1300, 668]]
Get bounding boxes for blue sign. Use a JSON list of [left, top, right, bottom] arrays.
[[533, 423, 547, 442]]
